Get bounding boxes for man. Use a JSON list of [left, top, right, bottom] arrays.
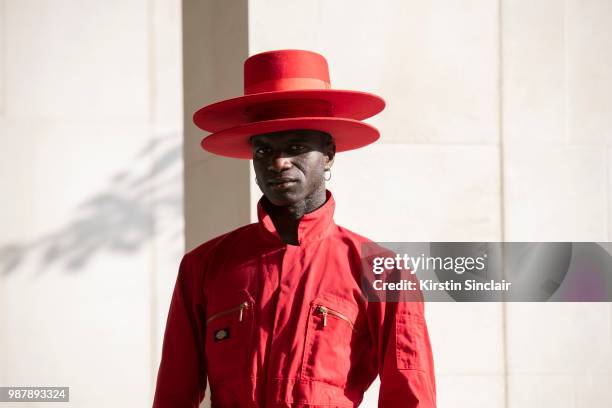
[[153, 49, 436, 407]]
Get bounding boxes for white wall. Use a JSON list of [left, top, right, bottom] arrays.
[[0, 0, 183, 407], [1, 0, 610, 407]]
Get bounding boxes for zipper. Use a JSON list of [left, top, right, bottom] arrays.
[[206, 301, 251, 324], [314, 304, 355, 331]]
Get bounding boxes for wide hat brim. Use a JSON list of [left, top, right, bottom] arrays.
[[200, 117, 380, 159], [193, 89, 385, 133]]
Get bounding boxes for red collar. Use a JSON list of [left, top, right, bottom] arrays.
[[257, 190, 336, 245]]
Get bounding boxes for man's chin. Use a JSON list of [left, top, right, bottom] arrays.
[[263, 190, 302, 207]]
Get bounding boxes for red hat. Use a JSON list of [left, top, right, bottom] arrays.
[[193, 49, 385, 159]]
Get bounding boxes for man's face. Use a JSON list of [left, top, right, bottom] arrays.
[[251, 129, 335, 206]]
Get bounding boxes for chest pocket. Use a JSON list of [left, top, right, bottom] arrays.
[[204, 289, 255, 385], [300, 295, 360, 388]]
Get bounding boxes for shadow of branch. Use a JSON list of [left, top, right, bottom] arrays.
[[0, 132, 184, 275]]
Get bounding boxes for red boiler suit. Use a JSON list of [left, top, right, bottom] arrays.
[[153, 191, 436, 407]]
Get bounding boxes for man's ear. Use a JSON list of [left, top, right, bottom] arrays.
[[324, 140, 336, 170]]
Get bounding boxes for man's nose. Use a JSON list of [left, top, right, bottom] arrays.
[[268, 153, 292, 172]]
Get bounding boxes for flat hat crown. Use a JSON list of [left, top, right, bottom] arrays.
[[244, 49, 332, 95]]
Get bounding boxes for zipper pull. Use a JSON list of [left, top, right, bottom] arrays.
[[317, 305, 328, 327], [239, 301, 248, 322]]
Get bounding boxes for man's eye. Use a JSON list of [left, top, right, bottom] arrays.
[[255, 147, 269, 155], [290, 145, 306, 151]]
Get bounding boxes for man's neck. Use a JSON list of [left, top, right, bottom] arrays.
[[264, 188, 327, 245]]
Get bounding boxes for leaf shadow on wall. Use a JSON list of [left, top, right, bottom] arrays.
[[0, 132, 184, 275]]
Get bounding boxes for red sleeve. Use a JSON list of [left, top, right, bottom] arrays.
[[153, 253, 207, 408], [368, 299, 437, 407]]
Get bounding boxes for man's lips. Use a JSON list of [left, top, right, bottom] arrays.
[[267, 177, 298, 189], [267, 177, 297, 185]]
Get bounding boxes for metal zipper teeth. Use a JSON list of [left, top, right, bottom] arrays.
[[315, 304, 355, 331], [206, 301, 251, 324]]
